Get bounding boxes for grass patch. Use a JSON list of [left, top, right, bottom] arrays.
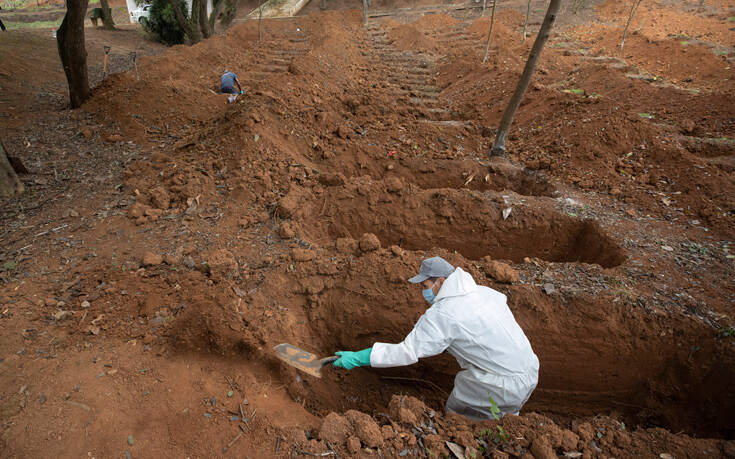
[[2, 0, 26, 8], [727, 17, 735, 22], [638, 113, 655, 119], [563, 88, 585, 95], [3, 19, 62, 29]]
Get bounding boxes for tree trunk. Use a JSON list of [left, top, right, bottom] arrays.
[[0, 142, 24, 200], [57, 0, 90, 109], [220, 0, 239, 26], [620, 0, 642, 53], [208, 0, 226, 31], [481, 0, 497, 63], [99, 0, 115, 29], [258, 0, 264, 41], [522, 0, 530, 43], [490, 0, 561, 157], [170, 0, 201, 43], [198, 0, 211, 38], [362, 0, 368, 25]]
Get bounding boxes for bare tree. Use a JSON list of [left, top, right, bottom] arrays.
[[0, 142, 23, 199], [208, 0, 227, 31], [170, 0, 202, 43], [490, 0, 561, 157], [482, 0, 498, 63], [522, 0, 530, 43], [220, 0, 240, 26], [620, 0, 642, 53], [198, 0, 211, 38], [99, 0, 115, 29], [57, 0, 90, 108]]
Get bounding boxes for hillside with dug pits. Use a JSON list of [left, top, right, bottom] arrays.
[[1, 0, 734, 457]]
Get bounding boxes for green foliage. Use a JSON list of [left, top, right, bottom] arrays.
[[684, 242, 709, 255], [638, 113, 655, 119], [143, 0, 188, 45], [488, 393, 501, 420], [2, 261, 17, 272], [717, 326, 734, 339], [2, 0, 25, 8], [2, 19, 62, 29], [494, 425, 510, 443]]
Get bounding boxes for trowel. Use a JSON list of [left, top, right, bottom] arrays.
[[273, 343, 338, 378]]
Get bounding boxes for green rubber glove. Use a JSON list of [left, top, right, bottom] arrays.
[[333, 348, 372, 370]]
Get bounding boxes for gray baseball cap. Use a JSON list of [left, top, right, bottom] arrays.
[[408, 256, 455, 283]]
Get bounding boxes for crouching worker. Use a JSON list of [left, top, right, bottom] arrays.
[[220, 70, 243, 103], [333, 256, 539, 420]]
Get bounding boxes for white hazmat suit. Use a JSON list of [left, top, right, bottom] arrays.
[[370, 267, 539, 420]]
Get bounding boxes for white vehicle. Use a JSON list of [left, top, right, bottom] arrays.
[[129, 4, 151, 24]]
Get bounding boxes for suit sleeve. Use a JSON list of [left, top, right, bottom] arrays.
[[370, 307, 454, 368]]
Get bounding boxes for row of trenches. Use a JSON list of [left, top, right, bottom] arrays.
[[161, 12, 732, 442]]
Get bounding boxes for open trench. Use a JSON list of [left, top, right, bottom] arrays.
[[268, 15, 734, 439]]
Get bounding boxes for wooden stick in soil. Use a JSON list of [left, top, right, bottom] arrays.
[[222, 432, 242, 453], [362, 0, 368, 25], [490, 0, 562, 157], [258, 0, 264, 41], [482, 0, 498, 63], [620, 0, 642, 53], [522, 0, 531, 43]]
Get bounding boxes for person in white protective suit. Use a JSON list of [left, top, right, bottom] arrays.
[[333, 256, 539, 420]]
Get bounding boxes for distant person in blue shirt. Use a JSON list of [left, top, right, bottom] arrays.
[[220, 70, 242, 95]]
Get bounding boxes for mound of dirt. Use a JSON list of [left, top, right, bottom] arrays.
[[310, 395, 735, 458], [386, 24, 438, 52]]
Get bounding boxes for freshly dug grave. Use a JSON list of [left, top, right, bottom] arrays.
[[1, 1, 734, 458]]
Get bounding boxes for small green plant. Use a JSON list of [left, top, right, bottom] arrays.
[[488, 394, 501, 420], [563, 88, 585, 95], [685, 242, 709, 255], [494, 425, 510, 443], [638, 113, 655, 119], [717, 326, 734, 338], [2, 261, 17, 272], [727, 17, 735, 22]]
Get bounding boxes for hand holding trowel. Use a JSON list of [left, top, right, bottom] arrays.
[[273, 343, 338, 378]]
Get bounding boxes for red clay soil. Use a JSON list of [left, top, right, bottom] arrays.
[[1, 1, 735, 458]]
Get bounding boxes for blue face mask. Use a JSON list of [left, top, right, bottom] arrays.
[[422, 279, 438, 304]]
